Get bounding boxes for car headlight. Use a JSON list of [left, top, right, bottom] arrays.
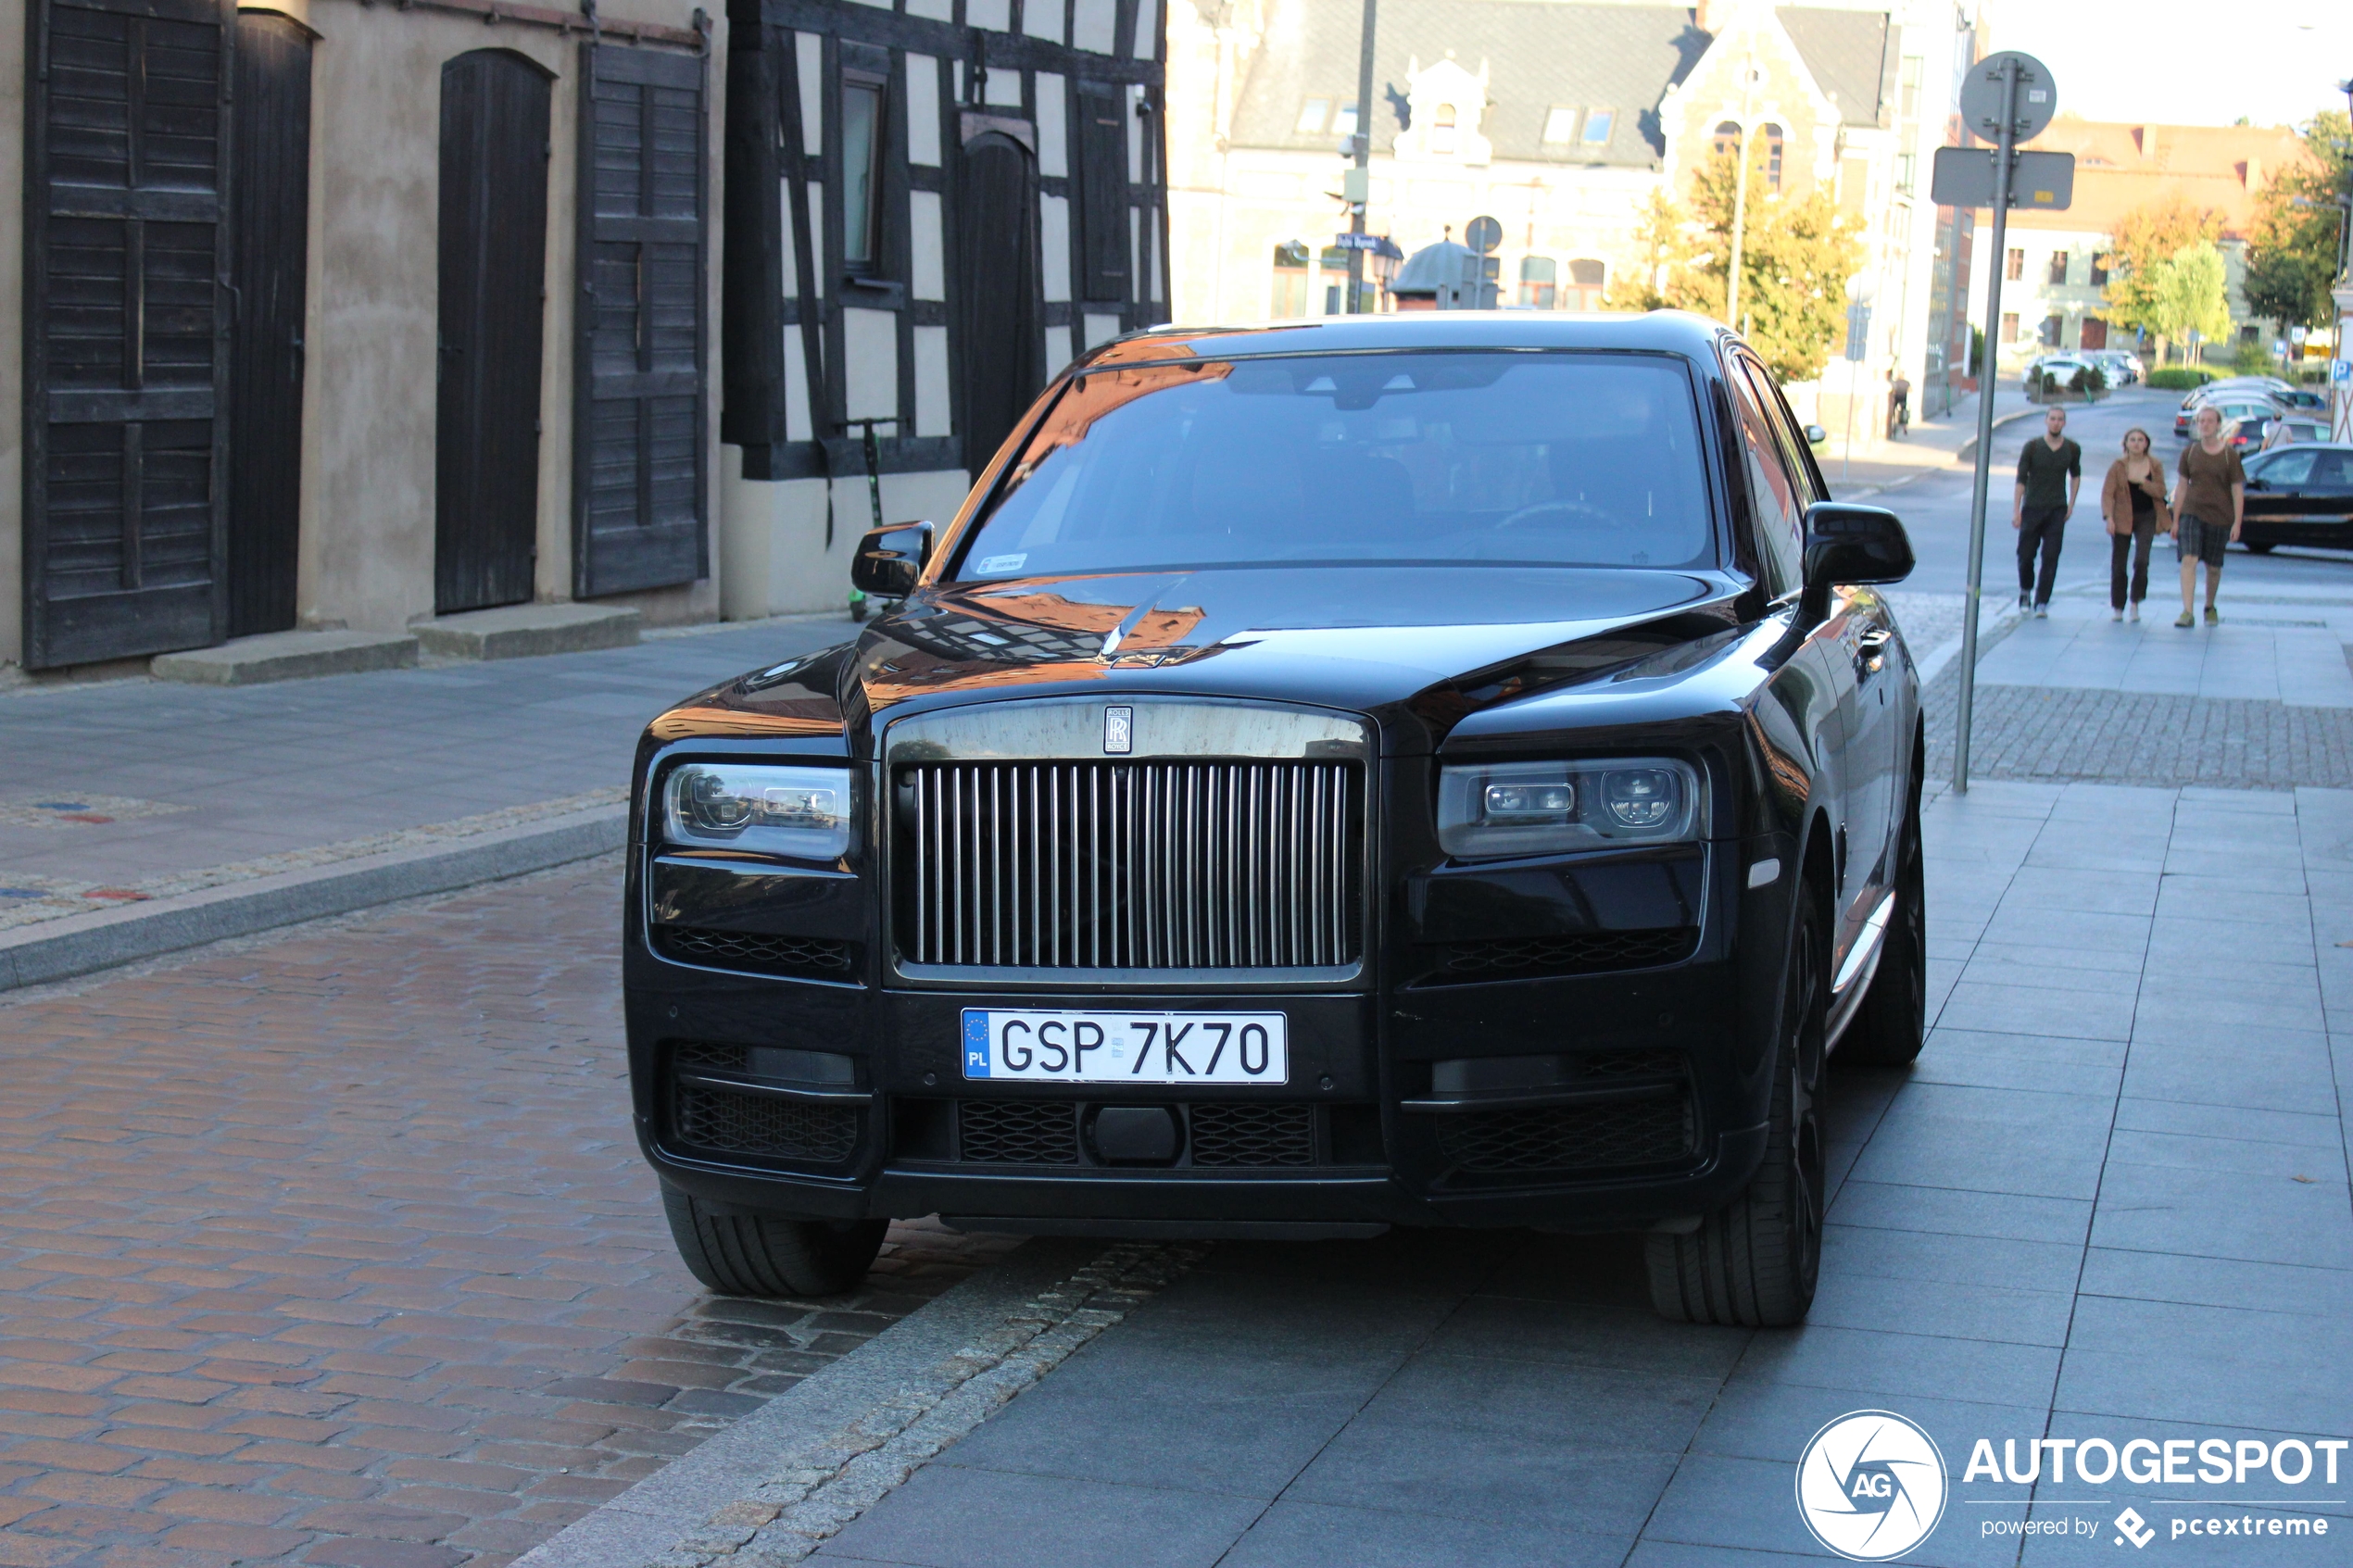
[[662, 763, 853, 860], [1437, 758, 1704, 859]]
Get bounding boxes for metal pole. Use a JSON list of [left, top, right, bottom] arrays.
[[1953, 56, 2020, 795], [1841, 360, 1857, 488], [1346, 0, 1376, 312]]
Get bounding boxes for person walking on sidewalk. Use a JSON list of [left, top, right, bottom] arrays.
[[2101, 428, 2171, 621], [2171, 405, 2246, 627], [2013, 407, 2082, 618], [1886, 373, 1911, 440]]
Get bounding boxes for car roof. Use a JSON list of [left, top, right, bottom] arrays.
[[1088, 309, 1739, 368]]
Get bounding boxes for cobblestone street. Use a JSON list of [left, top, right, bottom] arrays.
[[0, 864, 1012, 1568]]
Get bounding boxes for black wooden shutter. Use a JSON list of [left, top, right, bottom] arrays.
[[574, 44, 709, 599], [1075, 82, 1127, 302], [23, 0, 234, 669]]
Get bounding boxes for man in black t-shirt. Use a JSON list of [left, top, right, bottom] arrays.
[[2013, 407, 2082, 616]]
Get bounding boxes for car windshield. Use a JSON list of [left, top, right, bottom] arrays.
[[955, 352, 1717, 578]]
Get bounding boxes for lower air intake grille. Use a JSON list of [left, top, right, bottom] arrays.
[[1437, 1092, 1694, 1173], [1423, 928, 1698, 985], [1189, 1104, 1315, 1167], [958, 1100, 1080, 1165], [673, 1084, 860, 1164], [655, 925, 856, 981]]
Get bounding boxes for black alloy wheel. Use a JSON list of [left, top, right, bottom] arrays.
[[1646, 874, 1827, 1327], [1843, 738, 1928, 1067], [661, 1185, 888, 1298]]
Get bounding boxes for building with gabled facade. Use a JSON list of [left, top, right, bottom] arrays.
[[1165, 0, 1969, 433]]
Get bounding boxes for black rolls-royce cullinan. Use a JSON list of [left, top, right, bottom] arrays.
[[627, 311, 1924, 1326]]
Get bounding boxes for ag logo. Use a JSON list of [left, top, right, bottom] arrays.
[[1795, 1410, 1949, 1561]]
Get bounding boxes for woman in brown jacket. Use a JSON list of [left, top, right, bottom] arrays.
[[2102, 428, 2171, 621]]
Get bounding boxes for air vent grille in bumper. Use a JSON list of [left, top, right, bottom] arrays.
[[654, 925, 856, 982], [1420, 928, 1698, 985], [1188, 1104, 1315, 1167], [1436, 1091, 1694, 1173], [672, 1084, 860, 1164]]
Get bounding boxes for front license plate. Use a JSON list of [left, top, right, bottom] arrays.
[[960, 1010, 1289, 1085]]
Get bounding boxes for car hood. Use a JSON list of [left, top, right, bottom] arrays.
[[670, 565, 1755, 756]]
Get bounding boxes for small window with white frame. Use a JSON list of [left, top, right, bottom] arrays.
[[1541, 106, 1579, 145], [1295, 98, 1329, 133]]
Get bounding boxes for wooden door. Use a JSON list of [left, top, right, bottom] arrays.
[[226, 10, 310, 637], [953, 131, 1041, 478], [435, 50, 550, 615], [22, 0, 235, 669], [573, 44, 707, 599]]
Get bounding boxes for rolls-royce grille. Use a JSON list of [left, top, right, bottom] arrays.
[[1437, 1090, 1695, 1173], [900, 760, 1359, 969]]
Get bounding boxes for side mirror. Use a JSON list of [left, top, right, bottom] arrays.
[[1801, 502, 1913, 624], [1804, 423, 1830, 446], [851, 521, 933, 598]]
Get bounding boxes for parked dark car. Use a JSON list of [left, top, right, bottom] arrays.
[[2240, 444, 2353, 553], [625, 312, 1924, 1328]]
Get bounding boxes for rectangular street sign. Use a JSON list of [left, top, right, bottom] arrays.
[[1844, 303, 1872, 362], [1930, 146, 2074, 211], [1330, 232, 1382, 250]]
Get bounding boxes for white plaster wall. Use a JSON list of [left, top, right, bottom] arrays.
[[721, 455, 971, 617]]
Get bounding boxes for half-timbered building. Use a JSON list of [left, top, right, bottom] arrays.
[[715, 0, 1171, 619]]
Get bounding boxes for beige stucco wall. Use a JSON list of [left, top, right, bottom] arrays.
[[1, 0, 722, 672], [721, 457, 972, 620], [298, 0, 721, 636]]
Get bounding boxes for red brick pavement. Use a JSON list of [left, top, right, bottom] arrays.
[[0, 862, 1018, 1568]]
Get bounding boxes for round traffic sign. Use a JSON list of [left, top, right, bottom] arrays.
[[1464, 215, 1503, 256], [1957, 50, 2057, 144]]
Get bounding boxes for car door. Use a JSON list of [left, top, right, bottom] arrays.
[[2242, 448, 2314, 545], [1745, 355, 1900, 947], [2302, 451, 2353, 545]]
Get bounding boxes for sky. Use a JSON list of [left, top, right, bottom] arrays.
[[1982, 0, 2351, 131]]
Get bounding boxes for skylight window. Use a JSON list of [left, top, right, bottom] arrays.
[[1332, 102, 1359, 137], [1541, 106, 1579, 144], [1296, 98, 1329, 133], [1580, 109, 1614, 144]]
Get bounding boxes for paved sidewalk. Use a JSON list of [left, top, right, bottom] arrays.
[[0, 859, 1017, 1568], [0, 619, 856, 932], [780, 780, 2353, 1567]]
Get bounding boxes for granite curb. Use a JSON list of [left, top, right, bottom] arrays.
[[0, 803, 625, 991], [505, 1238, 1115, 1568]]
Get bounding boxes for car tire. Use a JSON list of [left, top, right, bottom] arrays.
[[661, 1185, 887, 1298], [1842, 746, 1928, 1068], [1645, 875, 1826, 1327], [2245, 542, 2275, 554]]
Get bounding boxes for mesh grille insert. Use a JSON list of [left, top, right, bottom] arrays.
[[654, 925, 856, 981], [1422, 928, 1697, 985], [1436, 1092, 1694, 1173], [1189, 1104, 1315, 1167], [673, 1084, 860, 1164], [958, 1100, 1081, 1165]]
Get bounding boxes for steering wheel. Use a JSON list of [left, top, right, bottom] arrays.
[[1495, 499, 1613, 531]]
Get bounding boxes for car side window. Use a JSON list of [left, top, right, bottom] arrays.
[[1743, 358, 1826, 511], [1724, 358, 1805, 597], [2258, 449, 2317, 488], [2311, 451, 2352, 489]]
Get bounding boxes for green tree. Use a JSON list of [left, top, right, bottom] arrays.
[[2103, 197, 2225, 358], [1604, 145, 1864, 383], [2139, 243, 2234, 354], [2242, 110, 2350, 333]]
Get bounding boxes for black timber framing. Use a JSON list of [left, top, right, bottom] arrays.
[[724, 0, 1167, 485]]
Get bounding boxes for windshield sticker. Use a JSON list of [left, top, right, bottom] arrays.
[[976, 553, 1028, 574]]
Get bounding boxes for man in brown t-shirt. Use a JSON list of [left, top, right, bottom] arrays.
[[2171, 405, 2246, 627]]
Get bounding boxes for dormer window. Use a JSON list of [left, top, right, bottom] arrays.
[[1432, 104, 1456, 155]]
